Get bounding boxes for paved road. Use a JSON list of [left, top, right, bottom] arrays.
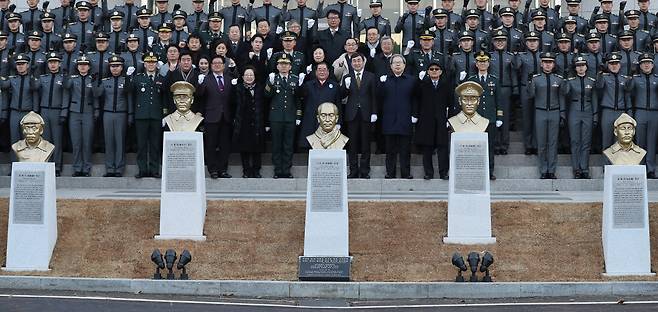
[[1, 292, 658, 312]]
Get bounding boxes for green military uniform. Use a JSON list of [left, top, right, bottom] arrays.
[[268, 31, 306, 75], [199, 12, 227, 49], [150, 23, 173, 62], [264, 54, 301, 178], [126, 52, 167, 178]]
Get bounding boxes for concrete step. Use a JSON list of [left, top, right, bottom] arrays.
[[0, 164, 606, 179], [2, 176, 657, 192]]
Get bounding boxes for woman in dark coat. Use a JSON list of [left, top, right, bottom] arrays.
[[233, 66, 266, 178], [414, 61, 453, 180]]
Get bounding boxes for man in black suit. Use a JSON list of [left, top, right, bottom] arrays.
[[315, 9, 349, 65], [196, 55, 235, 179], [341, 53, 377, 179]]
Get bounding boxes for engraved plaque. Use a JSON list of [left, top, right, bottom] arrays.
[[612, 174, 645, 229], [453, 140, 487, 194], [298, 256, 351, 281], [309, 158, 344, 213], [165, 140, 197, 193], [12, 170, 45, 224]]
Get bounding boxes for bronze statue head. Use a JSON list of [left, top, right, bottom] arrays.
[[316, 102, 339, 133], [20, 111, 45, 146], [455, 81, 483, 117], [613, 113, 636, 148], [170, 81, 196, 114]]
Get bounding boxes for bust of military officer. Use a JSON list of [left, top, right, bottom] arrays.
[[306, 102, 349, 149], [603, 113, 647, 165], [164, 81, 204, 132], [11, 111, 55, 162], [448, 81, 489, 132]]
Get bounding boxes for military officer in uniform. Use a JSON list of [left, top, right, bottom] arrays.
[[452, 30, 477, 83], [249, 0, 282, 34], [490, 29, 516, 155], [637, 0, 656, 32], [560, 15, 586, 53], [462, 9, 490, 52], [61, 33, 79, 76], [126, 52, 165, 178], [468, 51, 502, 180], [269, 31, 306, 75], [0, 54, 39, 158], [19, 0, 43, 33], [25, 31, 47, 77], [359, 0, 391, 37], [130, 8, 157, 53], [593, 0, 621, 35], [395, 0, 426, 51], [94, 55, 133, 177], [560, 55, 597, 179], [40, 12, 62, 53], [623, 9, 650, 52], [406, 30, 449, 78], [592, 14, 617, 55], [67, 1, 96, 53], [560, 0, 588, 34], [441, 0, 461, 31], [113, 0, 139, 32], [495, 7, 523, 52], [6, 12, 25, 54], [51, 0, 77, 33], [108, 11, 128, 54], [264, 54, 301, 179], [219, 0, 249, 35], [88, 32, 111, 83], [528, 52, 564, 179], [617, 30, 640, 77], [515, 31, 542, 155], [0, 31, 11, 77], [625, 52, 658, 178], [188, 0, 209, 34], [584, 32, 604, 78], [597, 52, 631, 150], [63, 55, 97, 177], [171, 10, 189, 47], [283, 0, 321, 39], [120, 34, 144, 74], [200, 12, 227, 50], [554, 33, 575, 77], [530, 10, 554, 53], [430, 8, 457, 55], [152, 0, 173, 30], [35, 52, 67, 176]]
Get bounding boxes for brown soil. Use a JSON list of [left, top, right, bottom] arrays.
[[0, 199, 656, 282]]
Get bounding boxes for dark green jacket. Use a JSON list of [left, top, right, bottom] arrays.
[[126, 72, 167, 120]]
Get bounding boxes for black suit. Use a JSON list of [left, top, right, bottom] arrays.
[[196, 72, 235, 174], [414, 76, 452, 178], [342, 70, 377, 177], [315, 28, 349, 65]]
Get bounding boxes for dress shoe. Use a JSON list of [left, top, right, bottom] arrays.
[[540, 173, 548, 179], [574, 171, 582, 179], [253, 172, 262, 178], [83, 172, 91, 177], [273, 174, 280, 179], [531, 148, 538, 155], [440, 174, 449, 180], [284, 174, 294, 178], [385, 174, 394, 179], [135, 173, 146, 179], [73, 171, 82, 177], [423, 175, 433, 180], [103, 173, 115, 177], [489, 174, 496, 181], [548, 173, 557, 179], [403, 175, 413, 179], [580, 172, 591, 179], [210, 172, 219, 179], [648, 172, 657, 179], [55, 170, 61, 177], [348, 172, 359, 179], [219, 172, 232, 178], [500, 149, 508, 155], [360, 174, 370, 179], [242, 174, 249, 178], [525, 149, 533, 155], [152, 172, 161, 178], [115, 173, 123, 177]]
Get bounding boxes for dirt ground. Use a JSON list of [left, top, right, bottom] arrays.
[[0, 199, 656, 282]]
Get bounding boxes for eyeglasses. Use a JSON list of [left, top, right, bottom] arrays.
[[428, 67, 440, 71]]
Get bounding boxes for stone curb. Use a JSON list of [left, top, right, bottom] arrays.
[[1, 276, 658, 299]]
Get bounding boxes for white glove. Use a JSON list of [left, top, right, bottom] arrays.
[[192, 64, 197, 69], [380, 75, 387, 82], [336, 124, 341, 130], [276, 25, 284, 34], [446, 121, 451, 128], [197, 74, 205, 84], [370, 48, 376, 58], [268, 72, 275, 84], [162, 118, 166, 128], [265, 126, 270, 132], [267, 48, 273, 59], [344, 77, 351, 88], [496, 120, 503, 128], [357, 9, 362, 17], [157, 61, 164, 68], [411, 116, 418, 124], [249, 51, 256, 59], [306, 64, 313, 74], [407, 40, 415, 49], [229, 62, 235, 68], [459, 71, 466, 81], [231, 78, 238, 85], [126, 66, 135, 76], [418, 70, 426, 80], [307, 19, 315, 28], [147, 36, 154, 47], [298, 73, 306, 85], [296, 119, 301, 126], [370, 114, 377, 123]]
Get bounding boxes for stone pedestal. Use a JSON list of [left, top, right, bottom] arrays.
[[443, 132, 496, 245], [155, 132, 207, 241], [299, 149, 351, 281], [4, 162, 57, 271], [602, 165, 654, 276]]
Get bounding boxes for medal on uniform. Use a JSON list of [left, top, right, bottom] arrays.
[[329, 83, 333, 88], [141, 87, 146, 92]]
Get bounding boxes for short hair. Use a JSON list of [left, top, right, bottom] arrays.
[[326, 9, 341, 17], [380, 36, 394, 45], [366, 26, 379, 33], [212, 54, 226, 64], [316, 61, 329, 69], [390, 54, 406, 65], [257, 19, 270, 26], [351, 52, 366, 61], [251, 34, 265, 42], [243, 65, 257, 75]]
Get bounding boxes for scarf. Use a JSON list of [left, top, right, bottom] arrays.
[[313, 126, 341, 149]]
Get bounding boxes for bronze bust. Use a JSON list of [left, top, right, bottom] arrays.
[[11, 111, 55, 162], [164, 81, 204, 132], [306, 102, 349, 149], [448, 81, 489, 132], [603, 113, 646, 165]]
